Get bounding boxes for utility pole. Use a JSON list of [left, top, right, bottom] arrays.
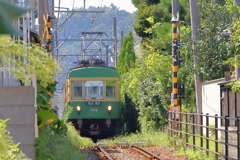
[[190, 0, 202, 114], [170, 0, 181, 120]]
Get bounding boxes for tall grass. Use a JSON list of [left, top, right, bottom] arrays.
[[36, 122, 94, 160]]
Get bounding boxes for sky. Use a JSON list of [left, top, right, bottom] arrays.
[[54, 0, 137, 13]]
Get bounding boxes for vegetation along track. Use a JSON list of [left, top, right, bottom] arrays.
[[95, 143, 165, 160]]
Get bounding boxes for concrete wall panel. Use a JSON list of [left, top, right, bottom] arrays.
[[0, 86, 36, 160], [7, 126, 35, 145], [0, 106, 35, 125], [0, 86, 34, 106], [20, 145, 36, 160]]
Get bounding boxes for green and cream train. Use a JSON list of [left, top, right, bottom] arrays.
[[62, 64, 120, 140]]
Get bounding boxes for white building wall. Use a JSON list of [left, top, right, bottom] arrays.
[[201, 76, 236, 137], [202, 80, 221, 116]]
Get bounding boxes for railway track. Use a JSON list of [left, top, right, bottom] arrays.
[[95, 143, 165, 160]]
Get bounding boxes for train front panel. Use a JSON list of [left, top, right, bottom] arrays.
[[67, 101, 120, 119]]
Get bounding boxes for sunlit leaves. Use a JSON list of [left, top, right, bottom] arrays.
[[0, 35, 60, 87], [0, 119, 30, 159]]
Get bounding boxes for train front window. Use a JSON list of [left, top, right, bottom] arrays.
[[106, 81, 116, 98], [85, 81, 103, 99], [71, 81, 82, 99]]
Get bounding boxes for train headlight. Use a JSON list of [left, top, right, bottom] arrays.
[[107, 105, 112, 111], [107, 105, 112, 114], [76, 105, 81, 114]]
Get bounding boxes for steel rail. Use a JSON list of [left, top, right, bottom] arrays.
[[96, 144, 114, 160], [130, 144, 165, 160]]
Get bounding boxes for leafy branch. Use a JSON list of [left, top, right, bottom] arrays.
[[0, 35, 61, 87]]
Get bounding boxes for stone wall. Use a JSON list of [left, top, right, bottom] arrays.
[[0, 86, 36, 160]]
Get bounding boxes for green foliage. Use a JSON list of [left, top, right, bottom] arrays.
[[121, 51, 171, 131], [35, 123, 90, 160], [0, 35, 61, 87], [195, 0, 232, 81], [117, 31, 136, 75], [118, 94, 139, 134], [36, 80, 58, 110], [222, 0, 240, 92], [134, 0, 189, 50], [35, 105, 90, 160], [37, 110, 58, 130], [0, 119, 30, 160]]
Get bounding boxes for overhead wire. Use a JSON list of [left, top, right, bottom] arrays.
[[89, 0, 104, 32], [83, 0, 105, 60]]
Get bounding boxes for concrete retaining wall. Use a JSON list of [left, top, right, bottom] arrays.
[[0, 86, 36, 160], [221, 126, 238, 159]]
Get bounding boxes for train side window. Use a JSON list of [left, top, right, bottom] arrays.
[[106, 81, 115, 98], [85, 81, 103, 99], [71, 81, 82, 99]]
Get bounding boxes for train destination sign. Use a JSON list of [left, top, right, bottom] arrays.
[[87, 102, 101, 105]]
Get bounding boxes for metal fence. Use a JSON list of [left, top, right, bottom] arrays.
[[168, 111, 240, 160]]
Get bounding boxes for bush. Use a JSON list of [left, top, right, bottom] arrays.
[[35, 122, 91, 160], [0, 119, 30, 160]]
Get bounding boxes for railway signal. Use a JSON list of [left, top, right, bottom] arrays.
[[42, 13, 56, 52]]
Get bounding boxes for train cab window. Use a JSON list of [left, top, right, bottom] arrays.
[[106, 81, 115, 98], [85, 81, 103, 99], [71, 81, 82, 99]]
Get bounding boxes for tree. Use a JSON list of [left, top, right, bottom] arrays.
[[117, 31, 136, 75], [222, 0, 240, 92], [117, 31, 138, 133], [195, 0, 232, 81]]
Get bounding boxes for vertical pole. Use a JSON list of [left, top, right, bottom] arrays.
[[38, 0, 47, 39], [192, 114, 195, 150], [190, 0, 202, 116], [180, 112, 182, 138], [170, 0, 180, 119], [206, 113, 209, 156], [237, 117, 240, 160], [225, 115, 229, 160], [215, 114, 219, 159], [113, 17, 117, 67], [186, 114, 188, 143], [83, 0, 86, 10], [106, 45, 109, 66], [200, 113, 203, 148]]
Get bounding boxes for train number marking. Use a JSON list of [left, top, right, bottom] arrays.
[[91, 109, 98, 112], [87, 101, 101, 105]]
